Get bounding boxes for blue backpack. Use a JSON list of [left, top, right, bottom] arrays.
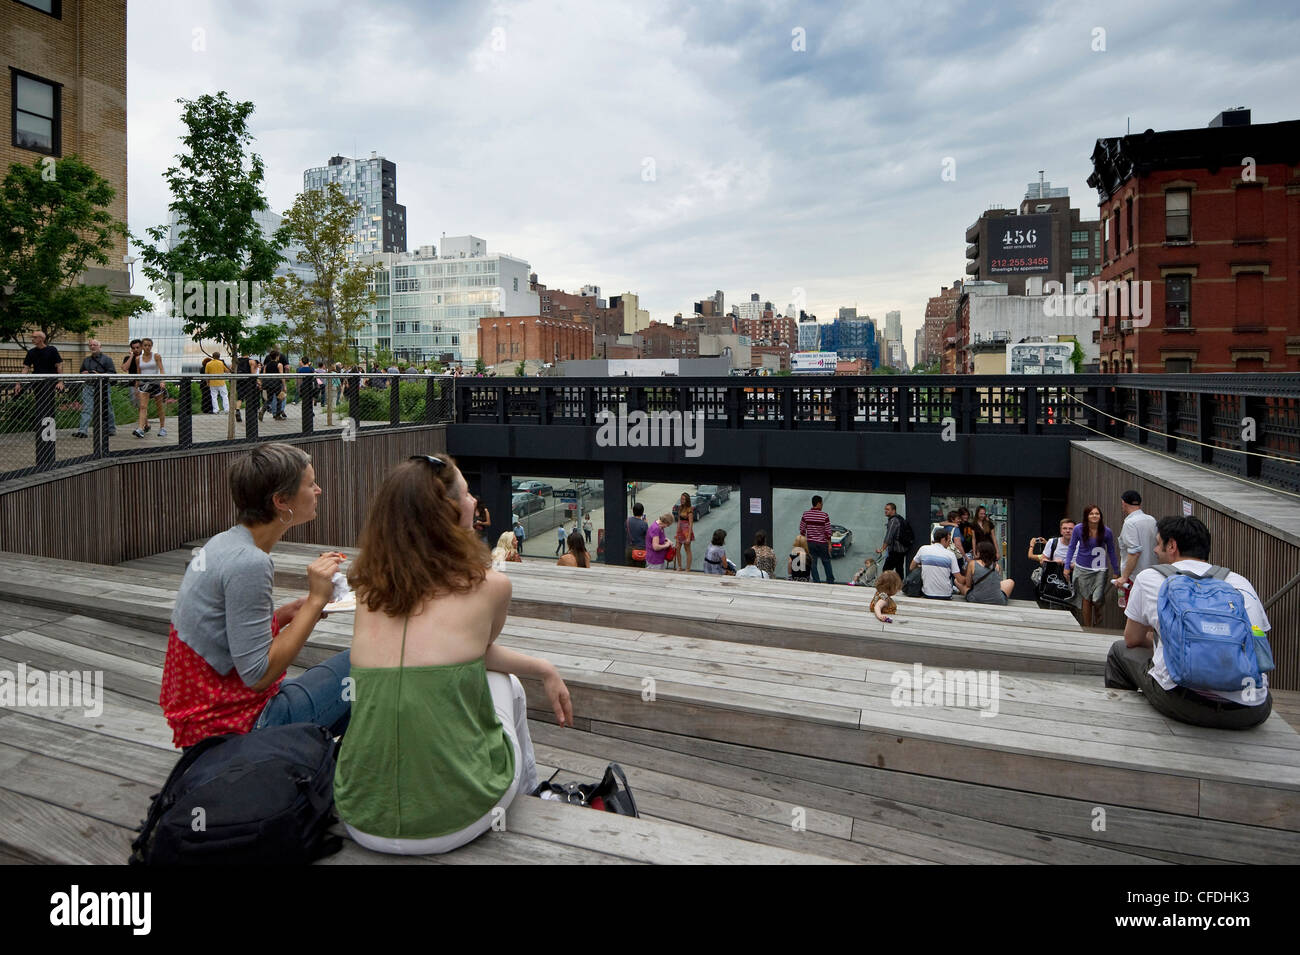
[[1154, 565, 1273, 693]]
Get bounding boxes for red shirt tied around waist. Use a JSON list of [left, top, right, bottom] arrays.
[[800, 506, 831, 545], [160, 614, 283, 748]]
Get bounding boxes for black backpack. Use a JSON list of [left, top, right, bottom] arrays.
[[896, 517, 915, 552], [130, 723, 343, 865]]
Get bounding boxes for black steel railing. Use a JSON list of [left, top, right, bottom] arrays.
[[0, 372, 455, 485], [456, 374, 1300, 492]]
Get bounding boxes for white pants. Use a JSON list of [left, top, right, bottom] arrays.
[[211, 385, 229, 413], [345, 672, 540, 855]]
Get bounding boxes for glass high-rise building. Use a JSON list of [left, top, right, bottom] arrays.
[[303, 152, 407, 258], [358, 236, 539, 365], [821, 315, 879, 367]]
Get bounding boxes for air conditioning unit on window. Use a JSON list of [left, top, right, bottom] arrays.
[[1119, 319, 1134, 332]]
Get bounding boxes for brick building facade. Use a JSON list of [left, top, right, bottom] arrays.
[[478, 315, 592, 366], [1087, 110, 1300, 373], [2, 0, 132, 368], [922, 282, 962, 366], [640, 322, 699, 359]]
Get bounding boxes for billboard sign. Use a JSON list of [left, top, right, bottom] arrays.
[[1007, 341, 1074, 375], [988, 214, 1052, 275], [791, 351, 838, 374]]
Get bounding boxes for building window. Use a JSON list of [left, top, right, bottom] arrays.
[[1125, 196, 1134, 249], [1165, 190, 1191, 241], [11, 69, 61, 155], [1071, 230, 1089, 244], [1164, 358, 1192, 373], [1072, 265, 1090, 279], [1165, 275, 1191, 327], [14, 0, 60, 14], [1071, 247, 1089, 260]]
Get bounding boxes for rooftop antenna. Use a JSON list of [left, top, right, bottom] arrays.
[[1126, 117, 1131, 134]]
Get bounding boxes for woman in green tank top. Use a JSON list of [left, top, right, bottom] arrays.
[[334, 454, 573, 855]]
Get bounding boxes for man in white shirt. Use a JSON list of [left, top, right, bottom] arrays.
[[910, 527, 965, 600], [1104, 516, 1271, 729], [1116, 490, 1158, 586], [735, 547, 770, 579]]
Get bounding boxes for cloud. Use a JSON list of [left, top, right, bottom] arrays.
[[127, 0, 1300, 349]]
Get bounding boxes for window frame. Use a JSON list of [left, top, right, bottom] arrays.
[[1164, 274, 1192, 328], [10, 67, 62, 156], [13, 0, 62, 17], [1165, 189, 1191, 242]]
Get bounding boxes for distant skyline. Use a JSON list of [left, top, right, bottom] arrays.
[[126, 0, 1300, 354]]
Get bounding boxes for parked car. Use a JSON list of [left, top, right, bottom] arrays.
[[511, 479, 523, 493], [830, 525, 853, 557], [512, 492, 545, 516], [697, 484, 729, 507], [691, 496, 711, 519], [517, 481, 553, 497]]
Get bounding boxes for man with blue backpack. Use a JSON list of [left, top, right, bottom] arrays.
[[1104, 516, 1274, 729]]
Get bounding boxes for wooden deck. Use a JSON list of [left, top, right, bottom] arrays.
[[1, 549, 1299, 864]]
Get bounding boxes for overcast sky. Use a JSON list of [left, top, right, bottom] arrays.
[[127, 0, 1300, 354]]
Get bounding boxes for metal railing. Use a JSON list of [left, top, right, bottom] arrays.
[[455, 374, 1300, 492], [0, 372, 455, 484]]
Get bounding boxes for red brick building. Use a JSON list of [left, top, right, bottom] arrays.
[[738, 310, 797, 347], [640, 322, 699, 359], [531, 277, 626, 338], [1087, 110, 1300, 373], [478, 315, 592, 365], [922, 282, 962, 366], [751, 344, 791, 370]]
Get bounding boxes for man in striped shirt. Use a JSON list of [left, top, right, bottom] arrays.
[[799, 495, 835, 584]]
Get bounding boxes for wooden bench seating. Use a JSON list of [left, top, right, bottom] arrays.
[[1, 552, 1299, 864], [128, 543, 1116, 676]]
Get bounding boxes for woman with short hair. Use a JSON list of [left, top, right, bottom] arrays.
[[160, 443, 349, 748], [557, 530, 591, 568], [334, 454, 572, 855]]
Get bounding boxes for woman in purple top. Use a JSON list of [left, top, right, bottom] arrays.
[[1063, 504, 1119, 628]]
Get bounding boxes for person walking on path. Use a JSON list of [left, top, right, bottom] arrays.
[[132, 338, 167, 438], [876, 502, 907, 576], [583, 513, 593, 544], [513, 519, 526, 556], [751, 531, 776, 578], [1115, 490, 1158, 601], [800, 495, 834, 584], [74, 338, 116, 438], [675, 492, 695, 571], [1064, 504, 1120, 628], [555, 522, 568, 557], [204, 351, 231, 415]]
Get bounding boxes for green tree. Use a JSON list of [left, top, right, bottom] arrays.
[[515, 360, 527, 377], [1070, 340, 1085, 373], [475, 357, 487, 375], [0, 155, 147, 346], [264, 183, 377, 424], [136, 93, 282, 439]]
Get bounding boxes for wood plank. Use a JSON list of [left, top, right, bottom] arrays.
[[0, 788, 134, 865]]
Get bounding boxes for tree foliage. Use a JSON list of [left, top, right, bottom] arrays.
[[265, 183, 375, 370], [0, 155, 147, 346], [135, 93, 282, 437]]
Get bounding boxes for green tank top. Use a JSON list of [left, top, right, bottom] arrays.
[[333, 621, 516, 840]]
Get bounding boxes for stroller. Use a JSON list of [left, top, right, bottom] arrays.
[[848, 558, 880, 588]]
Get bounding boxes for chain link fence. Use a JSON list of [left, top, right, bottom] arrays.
[[0, 373, 455, 483]]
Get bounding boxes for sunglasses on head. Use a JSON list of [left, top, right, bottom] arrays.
[[409, 455, 447, 471]]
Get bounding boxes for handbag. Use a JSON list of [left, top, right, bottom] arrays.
[[533, 763, 639, 817], [664, 544, 677, 562], [902, 566, 924, 597], [631, 549, 647, 562]]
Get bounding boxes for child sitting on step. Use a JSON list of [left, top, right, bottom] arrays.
[[870, 571, 903, 623]]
